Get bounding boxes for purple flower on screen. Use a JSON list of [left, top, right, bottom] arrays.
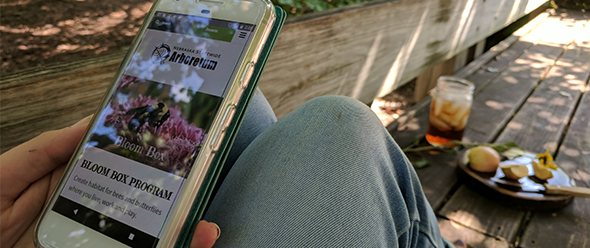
[[117, 75, 141, 91], [103, 81, 206, 177]]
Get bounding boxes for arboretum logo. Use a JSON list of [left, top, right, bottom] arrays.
[[151, 43, 171, 64], [150, 43, 218, 71]]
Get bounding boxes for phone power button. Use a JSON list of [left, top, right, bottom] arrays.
[[210, 104, 236, 151], [240, 62, 256, 89]]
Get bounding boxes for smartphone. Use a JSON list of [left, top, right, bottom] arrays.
[[34, 0, 275, 247]]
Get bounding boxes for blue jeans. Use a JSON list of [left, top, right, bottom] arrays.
[[205, 90, 452, 247]]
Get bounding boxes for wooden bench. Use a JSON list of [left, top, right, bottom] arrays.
[[3, 1, 583, 247], [0, 0, 549, 152], [389, 9, 590, 247]]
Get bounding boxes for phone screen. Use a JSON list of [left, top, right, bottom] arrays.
[[50, 11, 256, 248]]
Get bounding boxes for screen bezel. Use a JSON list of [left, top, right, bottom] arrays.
[[35, 0, 275, 247]]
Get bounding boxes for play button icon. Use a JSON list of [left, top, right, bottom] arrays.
[[73, 209, 78, 215]]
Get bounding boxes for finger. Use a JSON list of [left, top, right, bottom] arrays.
[[2, 173, 51, 247], [190, 220, 220, 248], [47, 164, 68, 202], [0, 115, 92, 200], [2, 164, 67, 247]]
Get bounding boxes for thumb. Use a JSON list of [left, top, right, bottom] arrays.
[[1, 115, 92, 201], [190, 220, 220, 248]]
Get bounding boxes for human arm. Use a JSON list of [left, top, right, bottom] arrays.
[[0, 116, 219, 248]]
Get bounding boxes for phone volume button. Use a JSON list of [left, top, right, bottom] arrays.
[[222, 105, 236, 132], [210, 104, 236, 151], [240, 62, 256, 89]]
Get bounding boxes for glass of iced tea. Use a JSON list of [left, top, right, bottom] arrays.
[[426, 76, 474, 147]]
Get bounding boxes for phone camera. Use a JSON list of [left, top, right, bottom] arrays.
[[201, 9, 211, 14]]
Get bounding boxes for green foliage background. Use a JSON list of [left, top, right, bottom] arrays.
[[272, 0, 367, 16], [552, 0, 590, 10]]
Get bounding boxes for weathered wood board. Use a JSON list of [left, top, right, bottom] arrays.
[[457, 13, 558, 95], [0, 50, 125, 85], [519, 81, 590, 248], [0, 0, 548, 152], [465, 13, 586, 144], [407, 151, 458, 209], [474, 40, 485, 58], [262, 0, 549, 118], [454, 48, 470, 73], [0, 62, 121, 153], [495, 20, 590, 154], [438, 186, 526, 241], [519, 23, 590, 248], [519, 108, 590, 246], [462, 36, 570, 143], [388, 13, 557, 223], [437, 217, 510, 248], [437, 12, 589, 245], [413, 57, 456, 102], [389, 11, 554, 149]]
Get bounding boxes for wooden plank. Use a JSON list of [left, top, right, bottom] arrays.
[[413, 56, 456, 102], [407, 151, 458, 209], [261, 0, 548, 118], [437, 218, 510, 248], [405, 21, 590, 228], [454, 11, 552, 79], [519, 22, 590, 248], [519, 198, 590, 247], [519, 119, 590, 247], [454, 49, 469, 72], [465, 45, 477, 65], [389, 12, 558, 148], [390, 14, 561, 219], [439, 186, 526, 241], [463, 14, 560, 93], [519, 83, 590, 248], [389, 97, 432, 149], [464, 15, 587, 144], [474, 40, 486, 58], [0, 63, 118, 152], [461, 21, 577, 143], [0, 0, 548, 152], [495, 20, 590, 154], [0, 50, 125, 87], [437, 14, 589, 246]]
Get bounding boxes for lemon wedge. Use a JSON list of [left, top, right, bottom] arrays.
[[500, 164, 529, 180], [533, 160, 553, 180]]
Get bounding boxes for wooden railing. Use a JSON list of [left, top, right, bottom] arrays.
[[259, 0, 550, 118], [0, 0, 549, 152]]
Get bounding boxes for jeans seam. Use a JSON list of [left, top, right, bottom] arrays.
[[418, 222, 442, 248]]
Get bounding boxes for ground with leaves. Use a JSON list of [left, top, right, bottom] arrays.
[[1, 0, 153, 75], [1, 0, 373, 76]]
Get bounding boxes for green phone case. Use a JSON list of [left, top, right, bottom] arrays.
[[173, 6, 286, 247]]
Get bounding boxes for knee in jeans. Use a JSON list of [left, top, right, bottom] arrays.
[[297, 95, 381, 126], [303, 95, 374, 116]]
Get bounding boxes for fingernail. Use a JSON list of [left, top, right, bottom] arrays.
[[211, 222, 221, 239], [72, 115, 93, 127]]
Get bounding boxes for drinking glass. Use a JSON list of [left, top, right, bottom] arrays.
[[425, 76, 474, 147]]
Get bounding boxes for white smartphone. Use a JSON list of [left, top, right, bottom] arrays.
[[34, 0, 275, 247]]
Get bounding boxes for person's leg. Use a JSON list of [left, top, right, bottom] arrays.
[[217, 88, 278, 184], [205, 95, 449, 247]]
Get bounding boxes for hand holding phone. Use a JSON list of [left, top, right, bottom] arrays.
[[0, 118, 89, 248], [0, 116, 220, 248], [32, 0, 276, 247]]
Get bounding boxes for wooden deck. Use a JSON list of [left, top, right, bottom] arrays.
[[389, 9, 590, 247], [1, 5, 588, 247]]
